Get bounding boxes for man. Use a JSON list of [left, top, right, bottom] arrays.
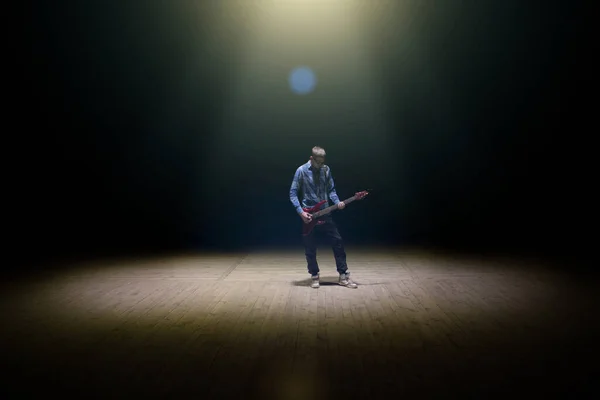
[[289, 146, 358, 289]]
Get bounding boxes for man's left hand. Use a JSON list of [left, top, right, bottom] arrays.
[[337, 202, 345, 209]]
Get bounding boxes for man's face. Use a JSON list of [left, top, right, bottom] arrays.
[[311, 156, 325, 170]]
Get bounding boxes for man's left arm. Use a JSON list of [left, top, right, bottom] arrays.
[[326, 167, 341, 205]]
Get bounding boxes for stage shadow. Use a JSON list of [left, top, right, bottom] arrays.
[[292, 278, 339, 287], [291, 277, 388, 287]]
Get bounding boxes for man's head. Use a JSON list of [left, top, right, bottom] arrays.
[[310, 146, 326, 170]]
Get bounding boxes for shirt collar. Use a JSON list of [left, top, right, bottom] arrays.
[[305, 160, 323, 173]]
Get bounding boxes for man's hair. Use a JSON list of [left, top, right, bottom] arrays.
[[312, 146, 326, 158]]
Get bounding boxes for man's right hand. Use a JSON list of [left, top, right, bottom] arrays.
[[300, 211, 312, 224]]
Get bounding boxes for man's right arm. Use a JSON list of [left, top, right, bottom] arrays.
[[289, 168, 303, 215]]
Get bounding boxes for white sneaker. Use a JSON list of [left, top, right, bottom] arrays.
[[339, 272, 357, 288], [311, 274, 320, 288]]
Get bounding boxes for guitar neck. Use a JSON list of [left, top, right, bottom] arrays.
[[312, 195, 358, 218]]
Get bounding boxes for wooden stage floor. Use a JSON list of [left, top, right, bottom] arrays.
[[1, 247, 595, 398]]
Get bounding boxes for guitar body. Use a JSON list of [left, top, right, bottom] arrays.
[[300, 190, 370, 236], [301, 200, 327, 236]]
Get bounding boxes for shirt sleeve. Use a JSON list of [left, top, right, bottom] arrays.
[[289, 167, 304, 214], [327, 167, 340, 205]]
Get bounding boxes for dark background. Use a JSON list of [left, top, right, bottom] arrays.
[[20, 1, 592, 271]]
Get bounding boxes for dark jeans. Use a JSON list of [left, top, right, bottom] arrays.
[[302, 217, 348, 276]]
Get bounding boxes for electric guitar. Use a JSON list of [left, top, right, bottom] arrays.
[[301, 190, 370, 236]]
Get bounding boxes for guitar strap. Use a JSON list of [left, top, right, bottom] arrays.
[[315, 165, 329, 202], [322, 165, 330, 201]]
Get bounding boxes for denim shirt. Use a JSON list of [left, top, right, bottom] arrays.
[[289, 161, 340, 215]]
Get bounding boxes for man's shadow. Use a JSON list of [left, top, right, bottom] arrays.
[[291, 277, 385, 287], [291, 277, 340, 287]]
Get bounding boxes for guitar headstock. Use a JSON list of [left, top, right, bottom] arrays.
[[355, 190, 369, 200]]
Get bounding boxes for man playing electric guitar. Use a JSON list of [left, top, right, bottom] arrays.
[[289, 146, 368, 289]]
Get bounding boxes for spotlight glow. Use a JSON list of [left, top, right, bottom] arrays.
[[288, 66, 317, 95]]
